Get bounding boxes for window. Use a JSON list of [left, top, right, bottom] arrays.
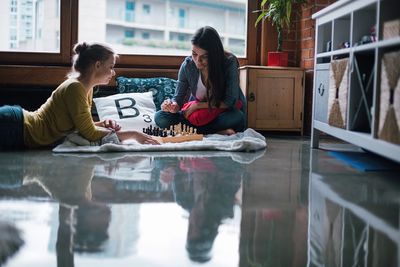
[[125, 29, 135, 38], [178, 8, 185, 28], [142, 32, 150, 40], [126, 1, 135, 10], [125, 1, 135, 22], [78, 0, 248, 57], [143, 4, 150, 14], [0, 0, 60, 53], [0, 0, 257, 71]]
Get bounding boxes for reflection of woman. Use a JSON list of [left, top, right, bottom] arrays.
[[155, 26, 246, 135], [173, 157, 243, 263], [21, 153, 112, 267], [57, 202, 111, 256]]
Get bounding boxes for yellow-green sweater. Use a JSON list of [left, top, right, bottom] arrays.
[[23, 79, 104, 148]]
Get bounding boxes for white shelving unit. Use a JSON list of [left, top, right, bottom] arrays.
[[311, 0, 400, 163]]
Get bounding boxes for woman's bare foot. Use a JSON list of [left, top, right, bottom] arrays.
[[217, 128, 236, 135]]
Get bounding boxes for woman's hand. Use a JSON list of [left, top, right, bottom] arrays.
[[183, 102, 198, 118], [98, 119, 121, 131], [117, 131, 160, 145], [133, 131, 160, 145], [182, 101, 210, 118], [161, 99, 180, 113]]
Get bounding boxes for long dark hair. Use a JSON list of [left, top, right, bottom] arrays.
[[191, 26, 227, 107]]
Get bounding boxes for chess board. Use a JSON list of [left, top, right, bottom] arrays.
[[143, 123, 203, 143]]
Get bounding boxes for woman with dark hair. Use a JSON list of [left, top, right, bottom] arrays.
[[0, 42, 159, 150], [155, 26, 246, 135]]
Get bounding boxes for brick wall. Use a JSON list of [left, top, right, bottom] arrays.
[[280, 0, 338, 135]]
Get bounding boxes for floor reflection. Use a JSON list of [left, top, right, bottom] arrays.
[[0, 150, 264, 267], [1, 138, 398, 267], [175, 156, 243, 263], [239, 139, 310, 267], [308, 149, 400, 267]]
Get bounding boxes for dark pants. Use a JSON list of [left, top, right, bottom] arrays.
[[0, 105, 25, 150], [154, 108, 245, 134]]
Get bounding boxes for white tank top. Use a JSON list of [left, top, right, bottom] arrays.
[[196, 72, 207, 101]]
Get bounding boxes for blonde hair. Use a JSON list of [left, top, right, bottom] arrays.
[[68, 42, 117, 78]]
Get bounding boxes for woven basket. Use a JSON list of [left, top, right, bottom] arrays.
[[327, 58, 349, 128], [379, 50, 400, 144], [383, 19, 400, 40]]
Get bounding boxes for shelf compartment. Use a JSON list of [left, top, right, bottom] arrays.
[[379, 0, 400, 41], [378, 48, 400, 145], [348, 51, 375, 133], [327, 58, 350, 129], [352, 3, 377, 48], [333, 15, 351, 51], [314, 63, 330, 123], [317, 22, 333, 53]]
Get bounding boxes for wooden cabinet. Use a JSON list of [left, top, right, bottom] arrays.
[[239, 66, 305, 134]]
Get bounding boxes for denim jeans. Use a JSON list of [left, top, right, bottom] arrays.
[[154, 108, 245, 134], [0, 105, 24, 150]]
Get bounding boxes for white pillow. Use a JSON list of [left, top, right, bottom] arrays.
[[93, 92, 156, 131]]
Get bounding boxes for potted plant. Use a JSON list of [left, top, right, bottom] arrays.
[[255, 0, 307, 67]]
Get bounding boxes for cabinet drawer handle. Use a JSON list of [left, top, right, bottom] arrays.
[[318, 83, 325, 96], [249, 92, 255, 102]]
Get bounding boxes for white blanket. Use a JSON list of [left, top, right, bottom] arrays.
[[53, 128, 267, 153]]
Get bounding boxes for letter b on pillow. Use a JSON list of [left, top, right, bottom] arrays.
[[115, 97, 139, 118], [93, 92, 156, 131]]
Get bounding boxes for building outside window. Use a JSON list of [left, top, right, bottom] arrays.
[[178, 8, 185, 28], [125, 29, 135, 38], [142, 32, 150, 40], [80, 0, 247, 57], [0, 0, 247, 57], [143, 4, 150, 14], [0, 0, 60, 52], [125, 1, 135, 22]]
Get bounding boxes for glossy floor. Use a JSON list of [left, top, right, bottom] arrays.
[[0, 137, 399, 267]]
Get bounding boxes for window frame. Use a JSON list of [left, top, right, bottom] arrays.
[[0, 0, 258, 68], [0, 0, 75, 65]]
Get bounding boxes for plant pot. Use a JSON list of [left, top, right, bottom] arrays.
[[267, 51, 289, 67]]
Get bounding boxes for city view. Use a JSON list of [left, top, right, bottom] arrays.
[[0, 0, 247, 56]]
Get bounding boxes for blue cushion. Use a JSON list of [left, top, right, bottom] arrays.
[[116, 76, 177, 111]]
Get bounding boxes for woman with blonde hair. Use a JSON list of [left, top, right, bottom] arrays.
[[0, 42, 159, 150]]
